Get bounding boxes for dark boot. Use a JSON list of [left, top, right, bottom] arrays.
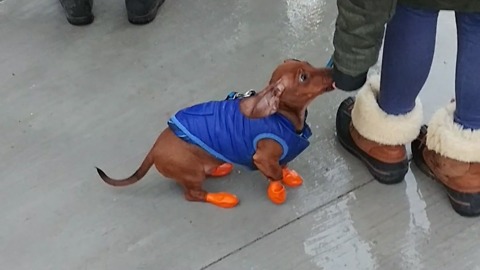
[[336, 75, 423, 184], [126, 0, 165, 25], [412, 103, 480, 217], [59, 0, 94, 26]]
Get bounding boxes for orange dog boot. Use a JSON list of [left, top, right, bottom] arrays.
[[267, 181, 286, 204], [209, 163, 234, 177], [282, 168, 303, 187], [206, 192, 239, 208]]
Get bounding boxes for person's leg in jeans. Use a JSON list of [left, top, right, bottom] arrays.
[[413, 11, 480, 217], [454, 13, 480, 129], [378, 6, 438, 115], [336, 4, 437, 184]]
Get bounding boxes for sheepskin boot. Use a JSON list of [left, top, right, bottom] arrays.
[[412, 102, 480, 217], [336, 75, 423, 184]]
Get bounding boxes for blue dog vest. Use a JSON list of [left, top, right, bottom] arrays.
[[167, 97, 312, 170]]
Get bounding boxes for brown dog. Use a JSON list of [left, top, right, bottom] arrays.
[[97, 59, 334, 208]]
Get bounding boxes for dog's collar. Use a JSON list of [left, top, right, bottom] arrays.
[[295, 109, 309, 135]]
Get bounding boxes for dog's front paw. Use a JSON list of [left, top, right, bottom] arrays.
[[282, 168, 303, 187], [267, 181, 286, 204]]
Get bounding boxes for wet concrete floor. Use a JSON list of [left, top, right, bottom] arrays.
[[1, 0, 478, 269]]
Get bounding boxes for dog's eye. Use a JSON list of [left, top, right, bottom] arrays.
[[299, 73, 308, 83]]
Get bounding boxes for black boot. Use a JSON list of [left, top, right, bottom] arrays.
[[126, 0, 166, 25], [59, 0, 94, 26]]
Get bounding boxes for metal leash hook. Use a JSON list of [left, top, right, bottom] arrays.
[[225, 89, 256, 100], [241, 90, 256, 98]]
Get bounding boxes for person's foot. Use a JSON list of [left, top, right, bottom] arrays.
[[335, 75, 423, 184], [126, 0, 165, 25], [412, 103, 480, 217], [336, 97, 409, 183], [59, 0, 94, 26]]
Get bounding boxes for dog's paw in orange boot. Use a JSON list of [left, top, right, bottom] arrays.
[[282, 168, 303, 187], [206, 192, 239, 208], [267, 181, 286, 204], [209, 163, 234, 177]]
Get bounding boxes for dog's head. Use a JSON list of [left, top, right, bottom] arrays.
[[240, 59, 334, 121]]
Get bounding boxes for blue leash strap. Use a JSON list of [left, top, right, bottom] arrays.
[[225, 92, 238, 100], [326, 55, 334, 68]]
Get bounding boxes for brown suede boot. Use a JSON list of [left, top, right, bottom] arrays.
[[412, 103, 480, 217], [336, 75, 423, 184]]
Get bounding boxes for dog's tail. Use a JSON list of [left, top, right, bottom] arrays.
[[96, 150, 154, 187]]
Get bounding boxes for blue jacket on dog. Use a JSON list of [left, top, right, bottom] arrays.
[[167, 98, 312, 170]]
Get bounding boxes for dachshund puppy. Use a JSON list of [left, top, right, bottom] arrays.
[[97, 59, 334, 208]]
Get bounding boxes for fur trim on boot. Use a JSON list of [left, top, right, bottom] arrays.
[[426, 102, 480, 163], [351, 75, 423, 145]]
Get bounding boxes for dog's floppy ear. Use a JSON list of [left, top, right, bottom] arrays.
[[283, 58, 300, 63], [240, 80, 285, 119]]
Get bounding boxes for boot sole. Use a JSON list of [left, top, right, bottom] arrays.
[[127, 0, 165, 25], [412, 125, 480, 217], [65, 13, 94, 25], [336, 97, 408, 185], [445, 187, 480, 217]]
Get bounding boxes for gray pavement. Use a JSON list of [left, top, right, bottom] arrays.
[[1, 0, 478, 269]]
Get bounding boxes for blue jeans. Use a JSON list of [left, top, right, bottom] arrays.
[[378, 4, 480, 130]]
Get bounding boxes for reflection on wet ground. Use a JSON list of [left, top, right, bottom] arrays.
[[1, 0, 478, 269]]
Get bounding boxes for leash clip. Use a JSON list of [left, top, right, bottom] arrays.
[[225, 89, 256, 100]]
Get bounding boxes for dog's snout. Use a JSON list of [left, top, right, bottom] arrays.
[[321, 69, 335, 91]]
